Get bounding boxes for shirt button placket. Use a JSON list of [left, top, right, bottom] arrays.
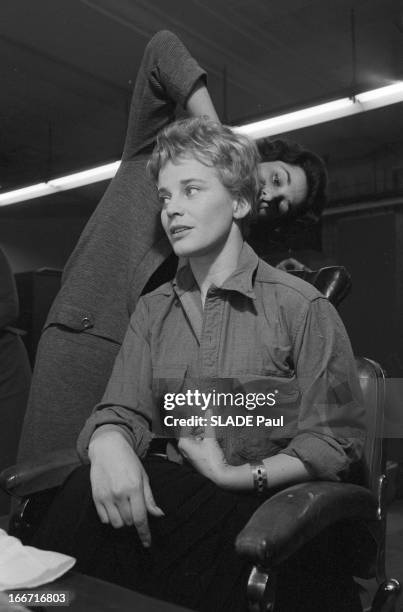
[[201, 291, 222, 377]]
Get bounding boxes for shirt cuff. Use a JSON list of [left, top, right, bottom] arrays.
[[76, 409, 154, 463], [278, 432, 357, 481]]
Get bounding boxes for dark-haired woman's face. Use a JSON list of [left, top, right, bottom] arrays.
[[258, 161, 308, 218]]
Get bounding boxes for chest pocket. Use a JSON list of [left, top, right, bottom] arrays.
[[225, 372, 301, 462], [232, 370, 300, 404]]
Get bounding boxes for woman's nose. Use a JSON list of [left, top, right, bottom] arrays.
[[165, 197, 184, 217], [261, 187, 273, 200]]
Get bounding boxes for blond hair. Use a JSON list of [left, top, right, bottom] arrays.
[[147, 117, 261, 223]]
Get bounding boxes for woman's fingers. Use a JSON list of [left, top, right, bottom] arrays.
[[143, 476, 165, 517], [126, 472, 165, 547], [116, 497, 136, 526], [94, 501, 109, 524], [95, 479, 163, 544], [129, 493, 152, 547], [103, 502, 125, 529]]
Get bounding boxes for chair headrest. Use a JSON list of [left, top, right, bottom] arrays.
[[287, 266, 352, 307]]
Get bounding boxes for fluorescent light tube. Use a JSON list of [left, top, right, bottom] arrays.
[[1, 82, 402, 207], [356, 82, 403, 104], [0, 183, 55, 206], [235, 98, 354, 139], [235, 82, 403, 139], [0, 163, 121, 207], [47, 162, 120, 190]]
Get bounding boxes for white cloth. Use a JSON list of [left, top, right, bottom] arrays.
[[0, 529, 75, 590]]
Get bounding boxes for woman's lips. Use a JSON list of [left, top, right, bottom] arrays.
[[170, 226, 192, 237]]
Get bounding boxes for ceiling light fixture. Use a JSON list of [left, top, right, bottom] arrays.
[[1, 82, 403, 207], [235, 82, 403, 139], [0, 183, 55, 206], [0, 162, 120, 207], [47, 161, 121, 191]]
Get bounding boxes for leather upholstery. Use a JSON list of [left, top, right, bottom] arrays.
[[287, 266, 352, 308]]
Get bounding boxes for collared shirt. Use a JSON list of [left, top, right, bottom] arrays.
[[77, 242, 365, 481]]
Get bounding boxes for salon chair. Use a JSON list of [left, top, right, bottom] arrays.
[[0, 268, 400, 611], [236, 356, 400, 611]]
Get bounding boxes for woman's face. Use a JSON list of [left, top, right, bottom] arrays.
[[258, 161, 308, 217], [158, 156, 246, 258]]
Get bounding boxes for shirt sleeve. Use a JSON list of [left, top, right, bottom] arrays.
[[278, 296, 366, 481], [0, 248, 19, 329], [76, 298, 154, 462]]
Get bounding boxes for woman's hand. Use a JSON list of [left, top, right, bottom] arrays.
[[178, 412, 229, 486], [179, 412, 313, 493], [88, 429, 164, 546], [178, 435, 228, 485]]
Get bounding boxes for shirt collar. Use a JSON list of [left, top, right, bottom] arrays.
[[173, 242, 259, 300]]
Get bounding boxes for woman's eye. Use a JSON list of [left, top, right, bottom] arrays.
[[186, 186, 199, 196], [272, 173, 282, 187], [159, 195, 170, 205]]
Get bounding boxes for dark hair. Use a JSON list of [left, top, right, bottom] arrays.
[[256, 138, 328, 222]]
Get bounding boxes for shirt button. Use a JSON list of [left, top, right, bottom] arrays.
[[81, 315, 93, 329]]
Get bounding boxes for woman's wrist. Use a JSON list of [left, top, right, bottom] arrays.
[[218, 463, 255, 491], [88, 426, 133, 462]]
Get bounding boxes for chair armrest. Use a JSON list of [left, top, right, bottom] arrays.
[[235, 481, 378, 567], [0, 449, 81, 498]]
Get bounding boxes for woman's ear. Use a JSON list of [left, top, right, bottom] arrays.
[[232, 198, 251, 220]]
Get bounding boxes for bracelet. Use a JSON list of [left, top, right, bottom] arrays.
[[250, 461, 268, 495]]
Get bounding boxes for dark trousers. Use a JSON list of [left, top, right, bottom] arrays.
[[33, 458, 362, 612]]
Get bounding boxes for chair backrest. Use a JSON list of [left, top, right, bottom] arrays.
[[356, 357, 386, 504], [354, 356, 387, 581], [287, 266, 352, 308]]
